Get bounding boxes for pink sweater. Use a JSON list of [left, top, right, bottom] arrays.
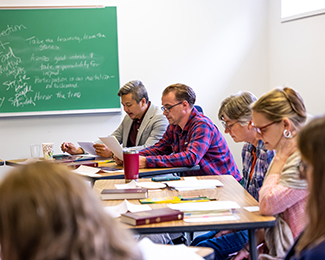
[[259, 174, 308, 239]]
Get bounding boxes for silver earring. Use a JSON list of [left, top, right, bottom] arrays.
[[283, 129, 292, 139]]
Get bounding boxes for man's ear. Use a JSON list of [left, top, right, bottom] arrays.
[[140, 98, 147, 108]]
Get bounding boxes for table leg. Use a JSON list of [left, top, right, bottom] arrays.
[[248, 229, 257, 260]]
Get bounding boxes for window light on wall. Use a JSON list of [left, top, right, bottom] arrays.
[[282, 0, 325, 22]]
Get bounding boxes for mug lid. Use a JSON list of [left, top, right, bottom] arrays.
[[123, 149, 139, 154]]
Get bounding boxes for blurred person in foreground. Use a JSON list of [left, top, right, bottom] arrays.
[[284, 115, 325, 259], [0, 161, 142, 260]]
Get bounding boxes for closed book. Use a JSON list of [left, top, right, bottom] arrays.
[[120, 208, 184, 226], [100, 188, 148, 200]]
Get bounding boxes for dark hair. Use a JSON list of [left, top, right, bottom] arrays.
[[163, 83, 196, 107], [118, 80, 149, 103], [218, 91, 257, 123], [296, 115, 325, 254]]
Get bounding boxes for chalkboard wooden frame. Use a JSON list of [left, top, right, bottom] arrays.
[[0, 6, 121, 117]]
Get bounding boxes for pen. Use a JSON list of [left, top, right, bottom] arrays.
[[172, 200, 211, 203]]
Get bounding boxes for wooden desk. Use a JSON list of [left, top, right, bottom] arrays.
[[94, 176, 275, 260], [5, 158, 200, 180]]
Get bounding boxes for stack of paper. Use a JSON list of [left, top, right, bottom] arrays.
[[164, 178, 223, 191], [168, 201, 240, 222]]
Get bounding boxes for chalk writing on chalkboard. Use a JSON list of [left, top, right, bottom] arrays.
[[0, 7, 120, 116]]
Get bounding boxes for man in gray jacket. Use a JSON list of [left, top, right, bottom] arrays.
[[61, 80, 168, 157]]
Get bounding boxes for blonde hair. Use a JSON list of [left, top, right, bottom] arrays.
[[296, 116, 325, 254], [0, 162, 142, 260], [252, 87, 306, 129], [218, 91, 257, 124]]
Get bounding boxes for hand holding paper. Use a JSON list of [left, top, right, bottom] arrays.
[[99, 136, 123, 160]]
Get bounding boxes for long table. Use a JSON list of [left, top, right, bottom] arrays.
[[5, 158, 200, 180], [94, 176, 275, 260]]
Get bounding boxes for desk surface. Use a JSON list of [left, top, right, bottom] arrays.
[[94, 175, 275, 234], [5, 158, 200, 179]]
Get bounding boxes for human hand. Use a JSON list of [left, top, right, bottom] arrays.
[[61, 142, 83, 155], [113, 155, 123, 166], [139, 156, 146, 168], [93, 143, 113, 158]]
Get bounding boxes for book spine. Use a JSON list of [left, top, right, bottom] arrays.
[[136, 212, 184, 225]]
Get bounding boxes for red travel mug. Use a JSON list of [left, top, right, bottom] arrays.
[[123, 150, 139, 183]]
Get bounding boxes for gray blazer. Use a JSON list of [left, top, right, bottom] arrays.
[[111, 103, 168, 151]]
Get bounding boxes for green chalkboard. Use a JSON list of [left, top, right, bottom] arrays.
[[0, 7, 120, 116]]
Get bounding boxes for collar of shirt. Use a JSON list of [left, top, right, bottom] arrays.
[[134, 101, 151, 125]]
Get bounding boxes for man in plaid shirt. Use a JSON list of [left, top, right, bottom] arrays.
[[139, 83, 241, 180]]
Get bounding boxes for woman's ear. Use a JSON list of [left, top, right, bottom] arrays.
[[283, 118, 291, 129], [247, 119, 253, 130]]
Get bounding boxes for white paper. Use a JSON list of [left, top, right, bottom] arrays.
[[77, 142, 98, 155], [72, 165, 102, 177], [164, 179, 223, 191], [115, 180, 138, 189], [104, 200, 152, 218], [99, 136, 123, 160], [243, 206, 260, 212], [167, 201, 240, 212], [183, 215, 239, 223], [138, 238, 204, 260]]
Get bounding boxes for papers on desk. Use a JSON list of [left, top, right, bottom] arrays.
[[164, 178, 223, 191], [99, 136, 123, 160], [138, 238, 204, 260], [72, 165, 123, 177], [115, 180, 166, 191], [104, 199, 151, 218], [168, 201, 240, 222]]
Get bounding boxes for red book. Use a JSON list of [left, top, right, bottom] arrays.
[[100, 188, 148, 200], [120, 208, 184, 226]]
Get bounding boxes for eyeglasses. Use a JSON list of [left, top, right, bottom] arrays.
[[221, 120, 239, 131], [252, 121, 278, 135], [298, 160, 309, 180], [161, 101, 183, 113]]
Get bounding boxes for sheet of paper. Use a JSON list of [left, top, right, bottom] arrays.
[[167, 201, 240, 212], [243, 206, 260, 212], [72, 165, 102, 177], [104, 199, 151, 218], [183, 214, 239, 223], [77, 142, 98, 156], [115, 180, 138, 189], [99, 136, 123, 160], [138, 238, 204, 260], [164, 179, 223, 191]]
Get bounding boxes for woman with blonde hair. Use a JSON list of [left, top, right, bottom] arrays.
[[251, 87, 308, 259], [284, 115, 325, 259], [0, 161, 143, 260]]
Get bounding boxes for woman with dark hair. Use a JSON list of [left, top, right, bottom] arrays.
[[0, 161, 143, 260], [284, 115, 325, 259]]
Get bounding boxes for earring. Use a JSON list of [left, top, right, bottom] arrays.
[[283, 129, 292, 139]]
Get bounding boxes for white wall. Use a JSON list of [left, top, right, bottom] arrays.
[[269, 0, 325, 116], [0, 0, 269, 177]]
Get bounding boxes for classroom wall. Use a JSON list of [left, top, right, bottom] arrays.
[[268, 0, 325, 116], [0, 0, 269, 177]]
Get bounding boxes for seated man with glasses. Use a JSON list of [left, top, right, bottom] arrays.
[[138, 83, 241, 180], [61, 80, 168, 157]]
